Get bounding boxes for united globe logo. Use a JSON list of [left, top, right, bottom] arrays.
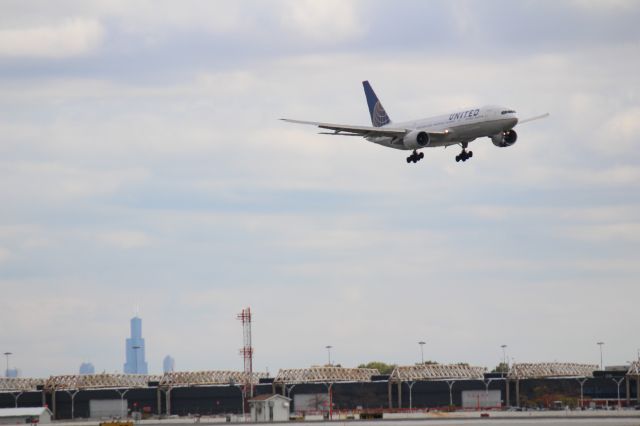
[[373, 101, 390, 127]]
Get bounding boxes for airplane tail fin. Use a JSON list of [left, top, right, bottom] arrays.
[[363, 81, 391, 127]]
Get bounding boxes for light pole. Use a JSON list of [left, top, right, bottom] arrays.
[[501, 345, 508, 372], [3, 352, 12, 377], [597, 342, 604, 370], [418, 341, 426, 365], [325, 346, 332, 366]]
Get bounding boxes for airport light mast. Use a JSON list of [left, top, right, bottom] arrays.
[[501, 345, 508, 372], [3, 352, 11, 378], [418, 341, 426, 364], [597, 342, 604, 370]]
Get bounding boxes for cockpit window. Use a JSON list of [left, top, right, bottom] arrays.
[[501, 110, 516, 115]]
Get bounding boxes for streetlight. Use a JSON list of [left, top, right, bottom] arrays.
[[3, 352, 12, 378], [501, 345, 508, 372], [418, 341, 426, 365], [597, 342, 604, 370], [325, 345, 332, 366]]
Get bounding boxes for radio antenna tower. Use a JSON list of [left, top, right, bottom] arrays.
[[237, 307, 253, 398]]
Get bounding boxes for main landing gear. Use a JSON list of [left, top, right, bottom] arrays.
[[406, 150, 424, 164], [455, 143, 473, 163]]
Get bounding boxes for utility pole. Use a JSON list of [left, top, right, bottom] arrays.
[[597, 342, 604, 370], [3, 352, 12, 377], [501, 345, 508, 372], [418, 341, 426, 365]]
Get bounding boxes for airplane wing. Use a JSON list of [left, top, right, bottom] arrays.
[[280, 118, 408, 137], [517, 113, 549, 125]]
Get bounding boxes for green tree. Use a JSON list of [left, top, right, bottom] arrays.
[[491, 362, 509, 373], [358, 361, 396, 374]]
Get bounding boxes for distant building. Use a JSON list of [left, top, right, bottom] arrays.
[[123, 316, 148, 374], [5, 368, 19, 378], [79, 362, 95, 375], [163, 355, 175, 373]]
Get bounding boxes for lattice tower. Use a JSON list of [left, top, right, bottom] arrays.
[[237, 307, 253, 397]]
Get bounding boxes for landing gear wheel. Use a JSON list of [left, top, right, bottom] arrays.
[[455, 147, 472, 163], [406, 150, 423, 164]]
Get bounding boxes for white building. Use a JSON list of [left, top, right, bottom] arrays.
[[248, 394, 291, 422], [0, 408, 52, 425]]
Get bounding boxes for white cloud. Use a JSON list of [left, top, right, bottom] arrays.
[[0, 18, 104, 58], [94, 230, 152, 249], [280, 0, 365, 43], [565, 223, 640, 243], [597, 107, 640, 155], [0, 247, 11, 263], [0, 162, 150, 201]]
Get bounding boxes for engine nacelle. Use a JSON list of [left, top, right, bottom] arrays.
[[491, 129, 518, 147], [403, 130, 430, 150]]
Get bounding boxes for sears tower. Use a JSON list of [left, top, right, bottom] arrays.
[[124, 316, 148, 374]]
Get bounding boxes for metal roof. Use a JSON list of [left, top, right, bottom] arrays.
[[45, 373, 160, 391], [507, 363, 597, 380], [274, 367, 379, 384], [159, 370, 266, 387], [627, 361, 640, 376], [0, 378, 44, 392], [389, 364, 486, 381]]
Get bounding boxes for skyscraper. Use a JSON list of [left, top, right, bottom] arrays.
[[79, 362, 95, 375], [123, 316, 148, 374], [163, 355, 175, 373]]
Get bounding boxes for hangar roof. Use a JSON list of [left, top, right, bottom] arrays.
[[389, 364, 486, 381], [274, 367, 379, 384], [45, 373, 160, 391], [507, 363, 597, 380], [159, 370, 267, 387]]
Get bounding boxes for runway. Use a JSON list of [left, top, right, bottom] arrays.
[[141, 417, 640, 426]]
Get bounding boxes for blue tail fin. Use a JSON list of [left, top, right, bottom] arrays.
[[363, 80, 391, 127]]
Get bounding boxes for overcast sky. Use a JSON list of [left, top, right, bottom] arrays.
[[1, 0, 640, 378]]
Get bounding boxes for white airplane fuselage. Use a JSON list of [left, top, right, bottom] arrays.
[[281, 80, 547, 164], [367, 105, 518, 150]]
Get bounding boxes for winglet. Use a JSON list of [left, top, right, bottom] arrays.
[[362, 81, 391, 127]]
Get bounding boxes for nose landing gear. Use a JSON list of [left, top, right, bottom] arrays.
[[406, 150, 424, 164]]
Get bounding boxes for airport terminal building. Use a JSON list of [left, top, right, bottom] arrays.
[[1, 362, 639, 420]]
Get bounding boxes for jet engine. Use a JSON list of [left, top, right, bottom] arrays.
[[403, 130, 430, 149], [491, 129, 517, 147]]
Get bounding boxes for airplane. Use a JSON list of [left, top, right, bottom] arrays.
[[281, 81, 549, 164]]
